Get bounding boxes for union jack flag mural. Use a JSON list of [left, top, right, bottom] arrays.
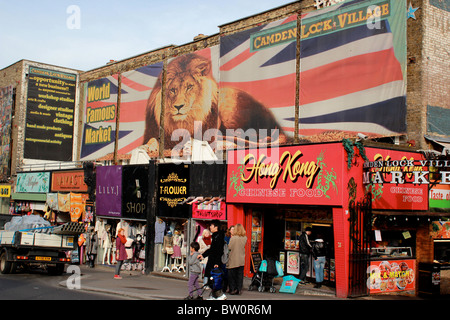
[[298, 0, 407, 138]]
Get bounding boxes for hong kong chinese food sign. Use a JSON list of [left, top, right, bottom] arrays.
[[226, 143, 343, 206]]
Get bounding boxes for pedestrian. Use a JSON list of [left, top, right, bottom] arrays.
[[312, 233, 327, 288], [198, 228, 211, 286], [222, 225, 234, 293], [198, 220, 226, 298], [227, 223, 247, 295], [298, 226, 312, 284], [185, 242, 203, 300], [114, 228, 127, 279]]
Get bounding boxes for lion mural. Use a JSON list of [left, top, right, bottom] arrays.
[[143, 53, 289, 151]]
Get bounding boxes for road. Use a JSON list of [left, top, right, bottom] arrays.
[[0, 269, 129, 300]]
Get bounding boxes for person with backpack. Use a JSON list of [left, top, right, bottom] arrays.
[[227, 223, 247, 295], [198, 220, 226, 298]]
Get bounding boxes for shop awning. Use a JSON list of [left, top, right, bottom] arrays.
[[11, 193, 47, 202], [424, 135, 450, 151]]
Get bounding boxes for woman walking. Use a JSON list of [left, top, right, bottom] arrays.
[[114, 228, 127, 279], [227, 224, 247, 295]]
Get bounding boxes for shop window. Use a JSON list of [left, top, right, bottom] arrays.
[[434, 240, 450, 264], [371, 230, 416, 258]]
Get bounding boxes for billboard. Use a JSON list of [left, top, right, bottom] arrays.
[[81, 63, 163, 160], [299, 0, 407, 140], [25, 67, 77, 161]]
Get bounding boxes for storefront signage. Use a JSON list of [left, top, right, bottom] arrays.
[[0, 185, 11, 198], [16, 172, 50, 193], [226, 144, 342, 206], [192, 202, 226, 220], [364, 148, 432, 211], [51, 170, 88, 192], [96, 166, 122, 217], [122, 165, 149, 220], [367, 260, 415, 294], [157, 164, 190, 218]]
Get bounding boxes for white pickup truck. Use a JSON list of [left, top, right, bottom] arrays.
[[0, 222, 82, 275]]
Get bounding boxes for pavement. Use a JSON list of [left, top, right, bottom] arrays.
[[58, 264, 425, 301]]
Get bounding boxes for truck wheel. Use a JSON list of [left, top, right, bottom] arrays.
[[0, 251, 12, 274]]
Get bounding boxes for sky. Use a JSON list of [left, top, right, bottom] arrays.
[[0, 0, 295, 71]]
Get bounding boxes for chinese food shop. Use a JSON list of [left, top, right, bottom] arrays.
[[225, 141, 450, 298], [226, 142, 353, 297]]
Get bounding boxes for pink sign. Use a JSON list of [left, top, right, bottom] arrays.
[[192, 202, 226, 220]]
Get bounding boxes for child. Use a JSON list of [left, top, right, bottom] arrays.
[[185, 242, 203, 300]]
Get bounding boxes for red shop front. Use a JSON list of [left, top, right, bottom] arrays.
[[225, 142, 366, 298]]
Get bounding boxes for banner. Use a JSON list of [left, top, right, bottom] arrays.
[[51, 170, 88, 192], [96, 166, 122, 217], [25, 67, 77, 161], [220, 16, 297, 140], [81, 63, 162, 160], [0, 86, 13, 180], [299, 0, 407, 140]]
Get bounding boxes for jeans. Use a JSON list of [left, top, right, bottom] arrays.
[[314, 256, 326, 283], [115, 260, 128, 275], [299, 253, 310, 281]]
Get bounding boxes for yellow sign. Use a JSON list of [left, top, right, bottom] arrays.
[[0, 185, 11, 198]]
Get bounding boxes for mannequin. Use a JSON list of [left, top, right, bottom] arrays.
[[85, 226, 98, 268], [172, 230, 182, 272], [162, 231, 173, 272], [102, 225, 112, 265], [178, 232, 186, 273]]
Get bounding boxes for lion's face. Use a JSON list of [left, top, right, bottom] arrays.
[[166, 74, 201, 122], [163, 54, 217, 129]]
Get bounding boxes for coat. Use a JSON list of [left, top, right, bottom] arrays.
[[227, 235, 247, 269], [202, 230, 224, 277], [187, 251, 202, 274], [85, 232, 98, 255], [116, 236, 128, 261]]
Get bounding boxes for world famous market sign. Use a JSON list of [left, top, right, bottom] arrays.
[[363, 147, 450, 211], [226, 143, 344, 206]]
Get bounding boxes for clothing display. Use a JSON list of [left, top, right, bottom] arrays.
[[155, 219, 166, 244]]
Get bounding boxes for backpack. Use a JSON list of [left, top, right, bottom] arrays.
[[221, 241, 229, 264]]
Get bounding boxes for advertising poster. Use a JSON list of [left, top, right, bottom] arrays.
[[226, 143, 343, 206], [51, 170, 88, 192], [0, 86, 13, 181], [81, 63, 162, 160], [122, 165, 149, 220], [25, 67, 77, 161], [219, 16, 297, 144], [96, 166, 122, 217], [299, 0, 407, 140], [367, 260, 415, 293], [286, 251, 300, 275]]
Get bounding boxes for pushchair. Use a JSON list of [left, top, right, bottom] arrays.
[[248, 258, 283, 293], [189, 267, 227, 300]]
